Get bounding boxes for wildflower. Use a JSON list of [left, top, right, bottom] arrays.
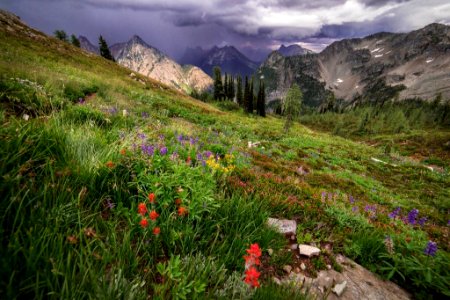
[[175, 198, 182, 206], [196, 153, 203, 161], [153, 226, 161, 235], [177, 187, 184, 193], [148, 193, 156, 203], [349, 195, 355, 204], [159, 146, 168, 156], [138, 133, 147, 140], [105, 198, 115, 210], [138, 203, 147, 216], [388, 207, 401, 219], [246, 243, 262, 258], [384, 236, 394, 254], [159, 134, 165, 141], [352, 206, 358, 212], [141, 112, 149, 118], [120, 148, 127, 155], [67, 235, 78, 244], [140, 218, 149, 228], [149, 210, 159, 221], [177, 134, 184, 143], [424, 241, 437, 256], [105, 161, 114, 168], [178, 206, 188, 216], [321, 191, 326, 202], [84, 227, 96, 238], [244, 267, 261, 288], [186, 156, 191, 164], [141, 144, 154, 156], [407, 209, 419, 225], [418, 217, 427, 227]]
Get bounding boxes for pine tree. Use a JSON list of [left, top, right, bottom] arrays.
[[54, 30, 68, 42], [70, 35, 80, 48], [230, 75, 235, 100], [213, 67, 223, 100], [99, 35, 114, 61], [243, 76, 249, 111], [248, 78, 254, 114], [236, 75, 243, 105], [224, 73, 228, 99], [257, 80, 266, 117], [282, 84, 303, 132]]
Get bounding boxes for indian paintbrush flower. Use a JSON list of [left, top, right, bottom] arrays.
[[138, 203, 147, 216], [153, 227, 161, 235], [148, 193, 156, 203], [149, 210, 159, 221], [140, 218, 149, 228]]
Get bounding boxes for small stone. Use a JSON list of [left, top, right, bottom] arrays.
[[299, 244, 321, 257], [268, 248, 274, 256], [300, 263, 306, 270], [290, 244, 298, 250], [327, 264, 332, 270], [332, 281, 347, 297], [294, 267, 300, 273], [272, 277, 282, 285], [283, 265, 292, 274], [122, 109, 128, 117], [291, 235, 296, 240], [267, 218, 297, 234], [23, 114, 29, 121]]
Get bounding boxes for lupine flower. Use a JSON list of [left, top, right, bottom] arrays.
[[138, 133, 147, 140], [159, 146, 168, 156], [349, 195, 355, 204], [424, 241, 437, 256], [407, 209, 419, 225], [196, 153, 203, 161], [177, 134, 183, 143], [204, 151, 212, 158], [158, 134, 165, 141], [352, 206, 358, 212], [153, 227, 161, 235], [105, 198, 115, 210], [148, 193, 156, 203], [105, 161, 114, 168], [149, 210, 159, 220], [448, 220, 450, 226], [178, 206, 188, 216], [170, 151, 179, 161], [138, 203, 147, 216], [418, 217, 427, 226], [388, 207, 401, 219], [140, 218, 149, 228], [321, 191, 326, 202], [141, 144, 154, 156], [244, 267, 261, 288]]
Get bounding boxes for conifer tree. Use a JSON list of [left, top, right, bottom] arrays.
[[224, 73, 228, 99], [236, 75, 243, 105], [213, 67, 223, 100], [99, 35, 114, 61], [230, 75, 235, 100], [244, 76, 250, 111], [257, 80, 266, 117], [282, 84, 303, 132], [248, 77, 254, 113], [54, 30, 68, 42], [70, 35, 80, 48]]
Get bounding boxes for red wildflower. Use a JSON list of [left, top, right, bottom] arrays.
[[140, 218, 149, 228], [175, 198, 182, 206], [153, 226, 161, 235], [120, 148, 126, 155], [178, 206, 188, 216], [149, 210, 159, 221], [138, 203, 147, 216], [148, 193, 156, 203], [246, 243, 262, 258], [243, 255, 261, 266], [105, 161, 114, 168], [244, 267, 261, 288], [186, 156, 191, 164]]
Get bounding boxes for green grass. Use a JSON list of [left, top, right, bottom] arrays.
[[1, 13, 449, 299]]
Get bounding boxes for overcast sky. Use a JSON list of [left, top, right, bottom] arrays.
[[1, 0, 449, 61]]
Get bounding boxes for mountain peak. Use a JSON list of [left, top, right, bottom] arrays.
[[129, 35, 148, 46], [277, 44, 313, 57]]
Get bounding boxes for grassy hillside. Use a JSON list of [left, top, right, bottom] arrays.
[[1, 11, 449, 299]]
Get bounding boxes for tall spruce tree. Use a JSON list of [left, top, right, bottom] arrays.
[[248, 77, 254, 113], [213, 67, 223, 100], [257, 80, 266, 117], [224, 73, 228, 99], [236, 75, 243, 105], [229, 75, 235, 100], [70, 35, 80, 47], [244, 76, 250, 111], [99, 35, 114, 61], [54, 30, 68, 42]]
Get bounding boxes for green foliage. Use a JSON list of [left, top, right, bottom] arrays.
[[236, 75, 243, 106], [213, 66, 224, 100], [282, 83, 303, 132], [54, 29, 68, 42], [70, 34, 80, 47], [98, 35, 114, 61], [257, 79, 266, 117]]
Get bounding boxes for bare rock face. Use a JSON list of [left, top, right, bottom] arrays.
[[267, 218, 297, 234], [116, 35, 212, 93], [280, 254, 411, 300]]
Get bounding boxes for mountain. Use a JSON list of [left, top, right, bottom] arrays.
[[109, 42, 126, 59], [116, 35, 212, 93], [78, 35, 99, 54], [181, 45, 259, 77], [260, 23, 450, 107], [277, 44, 314, 57]]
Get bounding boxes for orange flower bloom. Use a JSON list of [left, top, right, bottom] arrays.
[[138, 203, 147, 216], [244, 267, 261, 288], [246, 243, 262, 258], [175, 198, 182, 206], [120, 148, 126, 155], [149, 210, 159, 220], [140, 218, 149, 228], [186, 156, 191, 164], [153, 226, 160, 235], [148, 193, 156, 203], [178, 206, 188, 216], [105, 161, 114, 168]]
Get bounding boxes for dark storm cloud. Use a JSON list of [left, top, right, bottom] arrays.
[[1, 0, 449, 59]]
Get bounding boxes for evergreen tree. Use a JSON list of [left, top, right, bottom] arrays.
[[99, 35, 114, 61], [236, 75, 243, 105], [70, 35, 80, 48], [223, 73, 228, 99], [213, 67, 223, 100], [248, 77, 254, 113], [257, 80, 266, 117], [54, 30, 68, 42], [282, 84, 303, 132], [230, 75, 235, 101], [243, 76, 249, 111]]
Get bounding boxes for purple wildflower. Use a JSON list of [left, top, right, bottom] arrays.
[[327, 193, 333, 202], [170, 151, 179, 161], [105, 198, 115, 210], [141, 112, 149, 118], [159, 146, 168, 156], [447, 220, 450, 226], [349, 195, 355, 204], [321, 192, 326, 202], [196, 153, 203, 161], [365, 205, 376, 212], [407, 209, 419, 225], [109, 107, 118, 115], [137, 133, 147, 140], [204, 151, 212, 158], [418, 217, 427, 227], [177, 134, 184, 143], [159, 134, 165, 141], [424, 241, 438, 256], [141, 144, 154, 156], [78, 98, 85, 104], [352, 206, 358, 212], [388, 207, 401, 219]]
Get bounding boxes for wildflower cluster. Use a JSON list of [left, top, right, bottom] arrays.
[[424, 241, 438, 257], [138, 192, 160, 236], [243, 243, 262, 288], [205, 153, 236, 174]]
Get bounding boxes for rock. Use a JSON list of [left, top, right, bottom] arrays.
[[332, 281, 347, 297], [267, 218, 297, 234], [299, 244, 321, 257], [130, 72, 136, 78], [283, 265, 292, 274], [294, 267, 300, 273], [122, 109, 128, 117], [300, 263, 306, 270], [23, 114, 29, 121], [327, 264, 332, 270], [290, 235, 296, 241], [267, 248, 274, 256], [272, 277, 282, 285], [289, 244, 298, 250]]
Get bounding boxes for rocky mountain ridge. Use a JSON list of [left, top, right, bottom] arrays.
[[277, 44, 314, 57], [259, 23, 450, 107]]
